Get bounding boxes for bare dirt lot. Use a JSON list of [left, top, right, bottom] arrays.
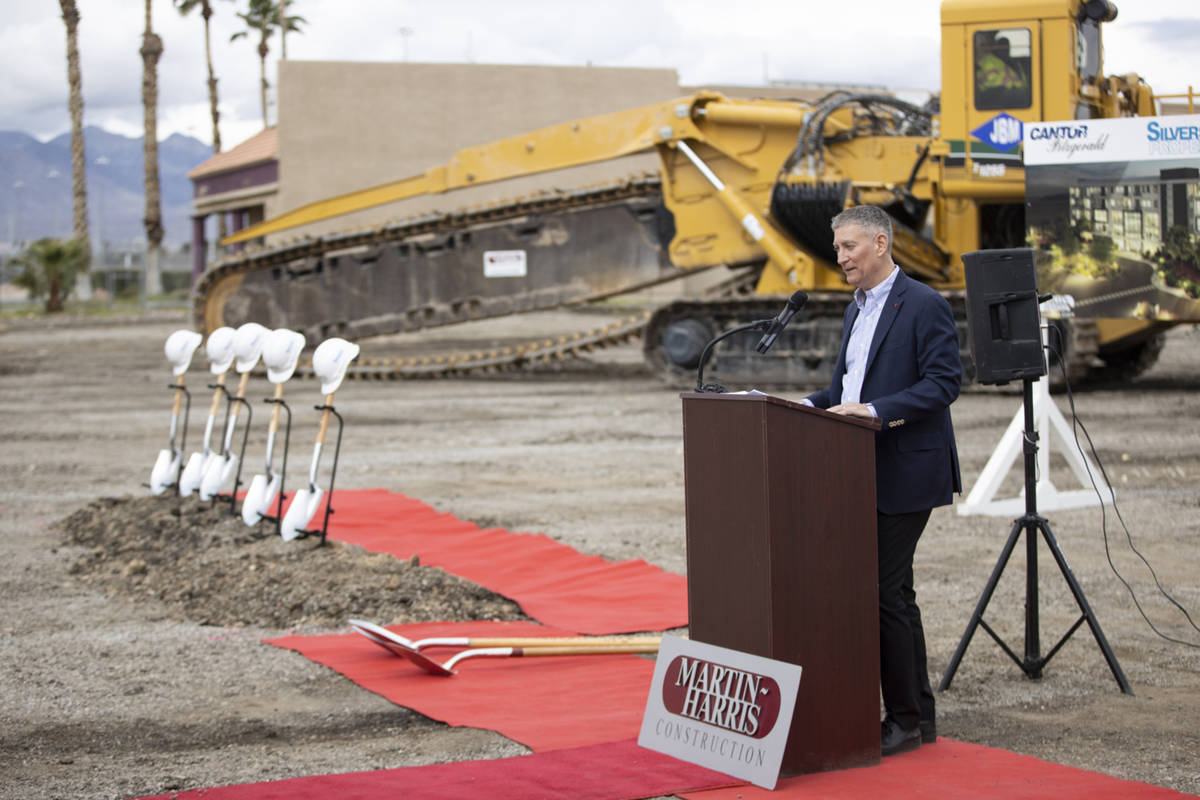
[[1, 310, 1198, 799]]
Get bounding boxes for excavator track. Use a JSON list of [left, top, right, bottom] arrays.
[[194, 174, 671, 345], [293, 310, 653, 380]]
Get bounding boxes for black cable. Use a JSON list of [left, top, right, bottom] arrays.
[[1043, 330, 1200, 648]]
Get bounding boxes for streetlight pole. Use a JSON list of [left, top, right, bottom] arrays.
[[93, 156, 109, 260], [93, 156, 110, 304], [46, 169, 62, 237], [11, 180, 24, 245], [398, 26, 413, 61]]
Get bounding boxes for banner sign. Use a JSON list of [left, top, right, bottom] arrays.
[[1024, 114, 1200, 321], [638, 635, 802, 790], [1025, 115, 1200, 165]]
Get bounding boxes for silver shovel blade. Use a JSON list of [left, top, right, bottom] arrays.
[[178, 451, 206, 495], [280, 486, 322, 542], [241, 473, 279, 526], [241, 474, 267, 525], [150, 449, 179, 495], [199, 453, 238, 501]]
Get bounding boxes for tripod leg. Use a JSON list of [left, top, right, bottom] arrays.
[[1037, 520, 1134, 694], [938, 517, 1025, 691]]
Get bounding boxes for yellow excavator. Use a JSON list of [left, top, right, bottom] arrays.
[[197, 0, 1188, 386]]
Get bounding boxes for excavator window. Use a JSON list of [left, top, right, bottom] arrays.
[[974, 28, 1032, 111], [1076, 17, 1101, 82]]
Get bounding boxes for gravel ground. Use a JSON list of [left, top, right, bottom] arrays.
[[1, 310, 1198, 799]]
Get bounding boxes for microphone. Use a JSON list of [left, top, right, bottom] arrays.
[[755, 290, 809, 354]]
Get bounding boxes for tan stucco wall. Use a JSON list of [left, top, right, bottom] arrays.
[[274, 61, 683, 241]]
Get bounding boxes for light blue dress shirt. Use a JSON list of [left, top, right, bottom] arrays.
[[841, 265, 899, 408]]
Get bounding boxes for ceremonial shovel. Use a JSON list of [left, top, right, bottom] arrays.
[[242, 328, 306, 526], [200, 323, 268, 501], [280, 338, 359, 541], [178, 327, 237, 495], [348, 619, 660, 676], [150, 330, 202, 495], [198, 369, 251, 501]]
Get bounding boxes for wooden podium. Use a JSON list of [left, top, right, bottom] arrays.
[[681, 392, 882, 774]]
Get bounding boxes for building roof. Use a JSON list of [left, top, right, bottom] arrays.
[[188, 126, 278, 179]]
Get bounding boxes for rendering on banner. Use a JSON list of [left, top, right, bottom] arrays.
[[1025, 114, 1200, 322]]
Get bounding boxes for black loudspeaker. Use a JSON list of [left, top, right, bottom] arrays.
[[962, 248, 1046, 385]]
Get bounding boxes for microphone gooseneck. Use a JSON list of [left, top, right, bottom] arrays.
[[756, 290, 809, 354]]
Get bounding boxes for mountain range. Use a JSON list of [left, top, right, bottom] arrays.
[[0, 126, 212, 250]]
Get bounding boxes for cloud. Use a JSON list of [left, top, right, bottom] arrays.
[[1125, 17, 1200, 45], [4, 0, 1199, 149]]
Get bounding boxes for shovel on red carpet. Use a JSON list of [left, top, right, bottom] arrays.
[[348, 619, 661, 675]]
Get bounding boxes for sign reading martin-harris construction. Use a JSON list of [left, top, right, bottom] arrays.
[[638, 635, 802, 790]]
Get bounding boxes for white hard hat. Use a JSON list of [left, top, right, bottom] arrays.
[[312, 337, 360, 395], [234, 322, 270, 373], [205, 327, 237, 374], [262, 328, 307, 384], [164, 329, 203, 376]]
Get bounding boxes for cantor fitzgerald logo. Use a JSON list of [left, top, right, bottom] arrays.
[[661, 655, 782, 738]]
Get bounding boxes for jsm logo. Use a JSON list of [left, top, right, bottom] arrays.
[[990, 115, 1023, 146], [660, 655, 782, 738]]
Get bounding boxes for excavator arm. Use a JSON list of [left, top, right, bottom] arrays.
[[223, 93, 720, 245]]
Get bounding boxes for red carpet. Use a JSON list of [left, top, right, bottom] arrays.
[[269, 620, 1196, 800], [267, 621, 657, 751], [132, 738, 738, 800], [233, 494, 1195, 800], [309, 489, 686, 635], [680, 738, 1194, 799]]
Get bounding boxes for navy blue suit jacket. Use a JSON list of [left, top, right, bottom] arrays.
[[806, 269, 962, 515]]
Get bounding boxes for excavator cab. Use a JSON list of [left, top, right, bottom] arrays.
[[934, 0, 1123, 258]]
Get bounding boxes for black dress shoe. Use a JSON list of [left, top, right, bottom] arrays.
[[881, 719, 921, 756], [920, 719, 936, 744]]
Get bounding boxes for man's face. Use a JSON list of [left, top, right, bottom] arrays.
[[832, 223, 890, 289]]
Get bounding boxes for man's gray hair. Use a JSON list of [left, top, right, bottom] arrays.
[[831, 205, 893, 251]]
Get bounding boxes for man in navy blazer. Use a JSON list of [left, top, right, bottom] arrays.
[[804, 205, 962, 757]]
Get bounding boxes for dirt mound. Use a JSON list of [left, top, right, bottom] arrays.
[[56, 494, 527, 630]]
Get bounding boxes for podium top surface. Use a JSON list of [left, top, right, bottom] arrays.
[[680, 391, 882, 432]]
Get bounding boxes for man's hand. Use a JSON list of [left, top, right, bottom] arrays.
[[827, 402, 875, 419]]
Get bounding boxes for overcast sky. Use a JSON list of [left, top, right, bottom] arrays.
[[3, 0, 1200, 149]]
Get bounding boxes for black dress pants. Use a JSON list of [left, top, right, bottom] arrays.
[[877, 508, 934, 730]]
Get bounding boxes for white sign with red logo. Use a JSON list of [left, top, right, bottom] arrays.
[[638, 634, 802, 790]]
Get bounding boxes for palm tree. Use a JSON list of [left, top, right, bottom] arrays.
[[232, 0, 306, 129], [13, 238, 89, 313], [57, 0, 91, 296], [173, 0, 224, 155], [277, 0, 287, 59], [141, 0, 164, 295], [174, 0, 228, 243]]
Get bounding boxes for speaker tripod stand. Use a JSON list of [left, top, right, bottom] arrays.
[[938, 376, 1132, 694]]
